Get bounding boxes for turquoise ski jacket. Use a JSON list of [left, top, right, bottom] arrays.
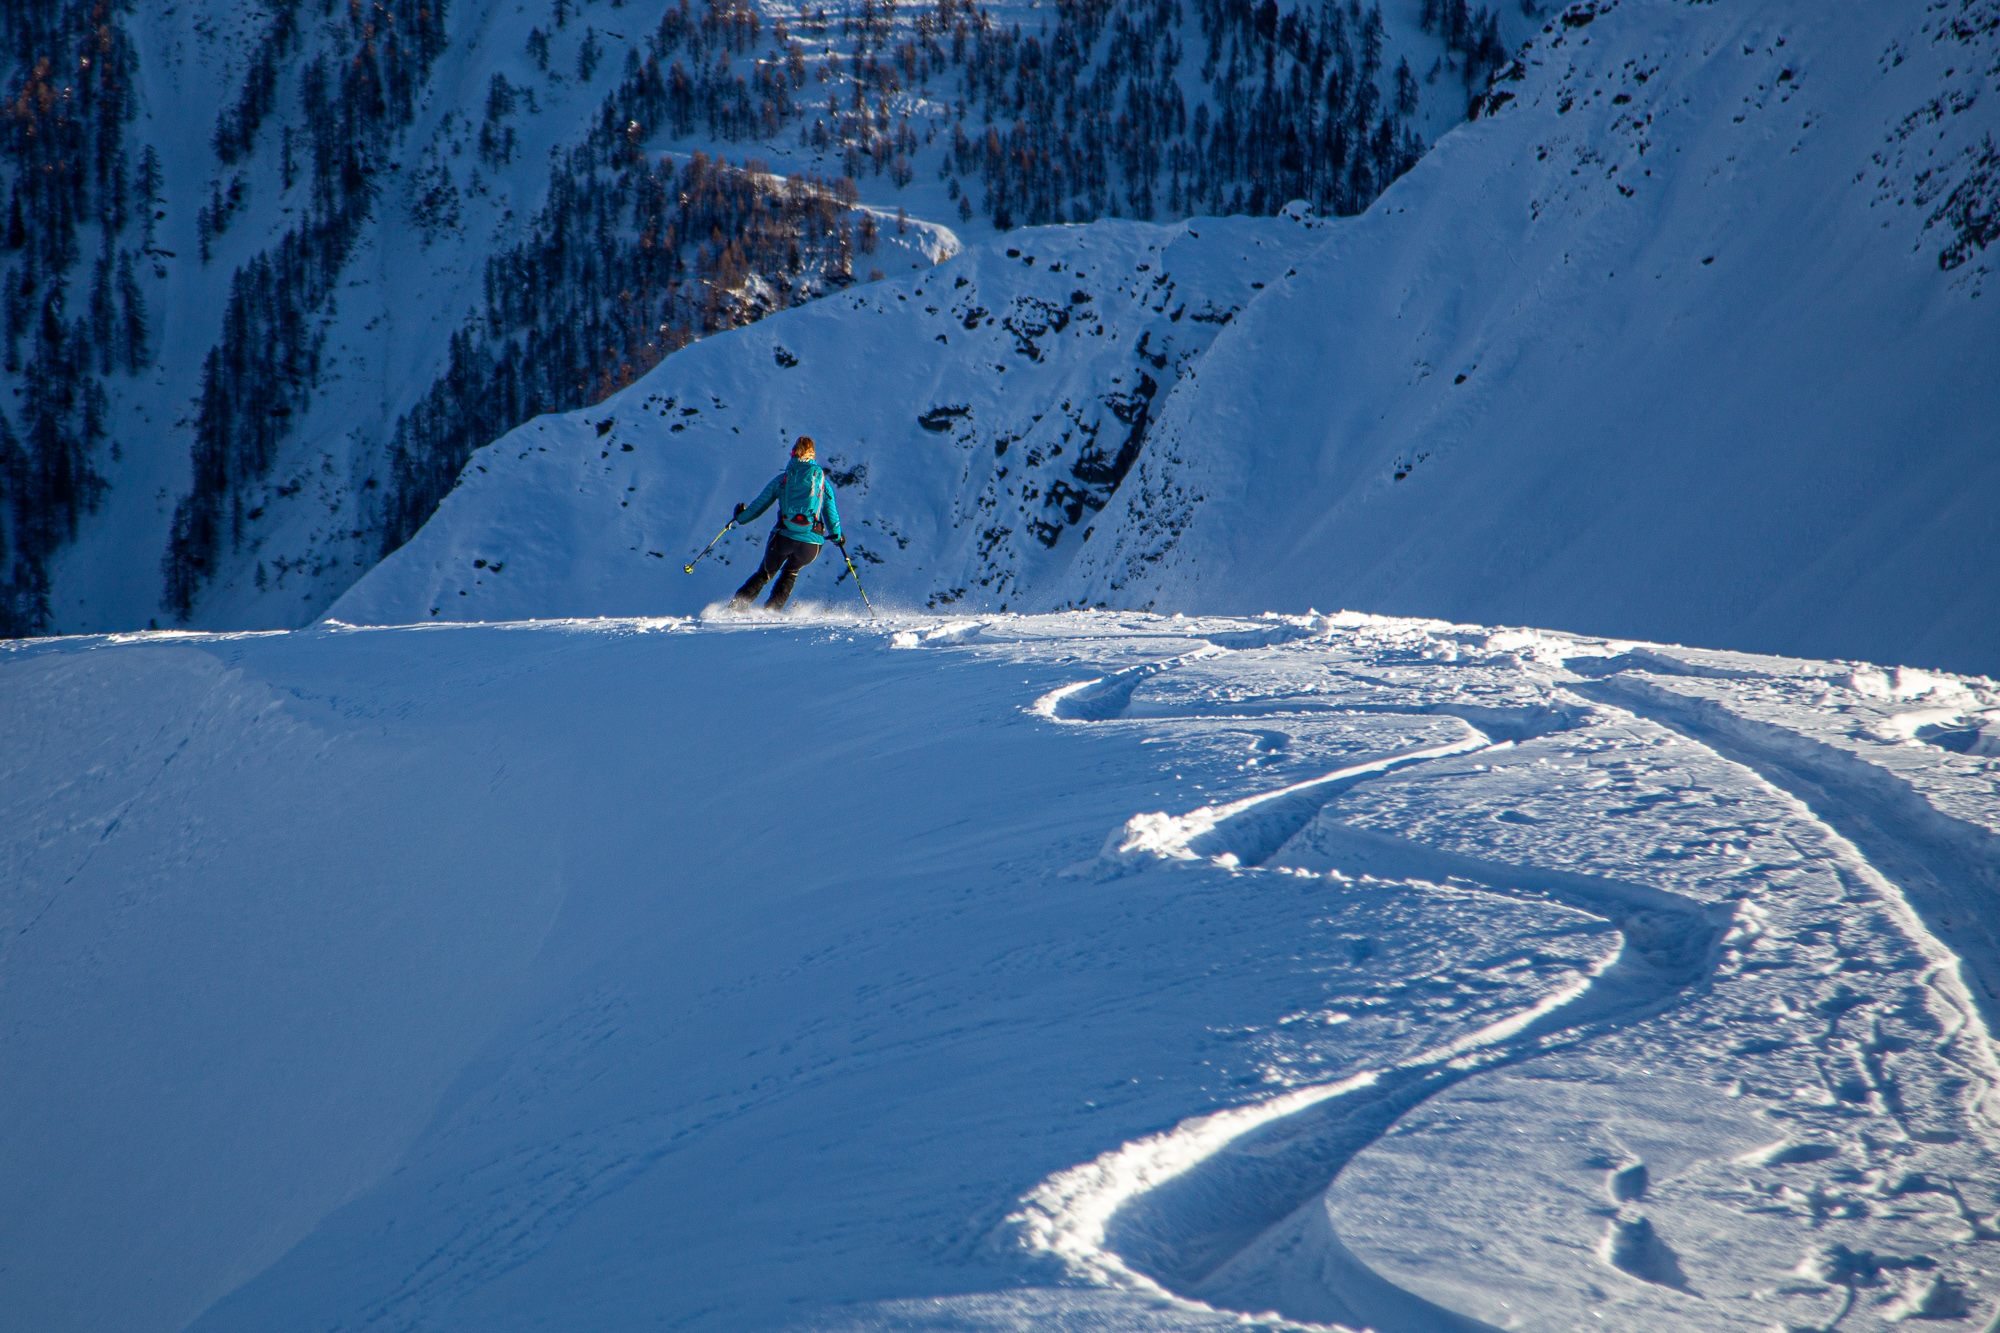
[[740, 459, 843, 545]]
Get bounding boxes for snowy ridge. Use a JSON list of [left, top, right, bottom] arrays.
[[6, 609, 1998, 1331], [345, 0, 2000, 673]]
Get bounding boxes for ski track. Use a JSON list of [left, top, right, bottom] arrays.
[[1002, 618, 2000, 1332], [1573, 673, 2000, 1039]]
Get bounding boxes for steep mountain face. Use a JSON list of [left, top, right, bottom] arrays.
[[0, 0, 1486, 637], [1084, 0, 2000, 673], [342, 0, 2000, 674]]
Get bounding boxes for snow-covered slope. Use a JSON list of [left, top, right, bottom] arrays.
[[331, 211, 1333, 623], [28, 0, 957, 637], [5, 610, 1998, 1331], [1096, 0, 2000, 673], [10, 0, 1488, 637], [343, 0, 2000, 674]]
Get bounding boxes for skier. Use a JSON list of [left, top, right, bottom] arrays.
[[727, 436, 846, 612]]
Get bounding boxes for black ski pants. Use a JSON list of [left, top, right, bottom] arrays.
[[732, 529, 821, 610]]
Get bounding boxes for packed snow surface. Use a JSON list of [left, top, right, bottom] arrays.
[[343, 0, 2000, 674], [6, 609, 1999, 1332]]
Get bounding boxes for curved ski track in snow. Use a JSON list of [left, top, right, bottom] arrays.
[[1573, 673, 2000, 1048], [1006, 626, 2000, 1332]]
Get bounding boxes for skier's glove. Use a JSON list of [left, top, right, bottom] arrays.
[[834, 537, 848, 550], [733, 503, 746, 521]]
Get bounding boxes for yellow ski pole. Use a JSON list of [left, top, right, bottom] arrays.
[[683, 519, 737, 574], [838, 543, 877, 617]]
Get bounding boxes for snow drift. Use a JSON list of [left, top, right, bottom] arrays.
[[341, 0, 2000, 674]]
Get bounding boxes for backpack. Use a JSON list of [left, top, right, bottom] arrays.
[[781, 462, 827, 535]]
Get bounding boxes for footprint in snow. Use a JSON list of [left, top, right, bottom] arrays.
[[1600, 1210, 1693, 1291]]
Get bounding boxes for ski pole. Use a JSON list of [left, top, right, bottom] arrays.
[[683, 519, 737, 574], [839, 543, 877, 617]]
